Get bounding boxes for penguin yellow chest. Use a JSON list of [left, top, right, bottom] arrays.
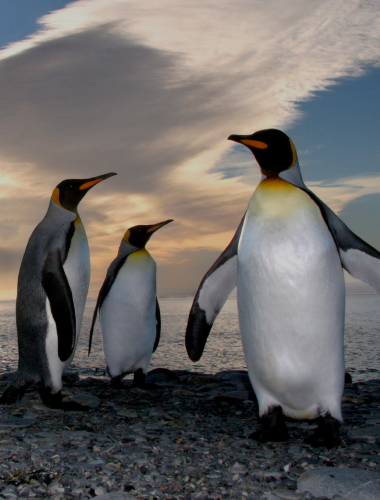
[[237, 177, 345, 420]]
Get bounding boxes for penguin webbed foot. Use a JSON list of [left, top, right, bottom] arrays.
[[304, 413, 341, 449], [132, 369, 147, 388], [131, 369, 156, 389], [39, 388, 90, 411], [110, 375, 125, 388], [249, 406, 289, 443], [0, 377, 33, 405]]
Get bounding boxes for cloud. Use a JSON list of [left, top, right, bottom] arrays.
[[0, 0, 380, 298]]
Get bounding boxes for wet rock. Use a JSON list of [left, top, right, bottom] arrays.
[[298, 467, 380, 499], [146, 368, 180, 385]]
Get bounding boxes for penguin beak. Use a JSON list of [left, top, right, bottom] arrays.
[[228, 134, 243, 144], [79, 172, 117, 191], [228, 134, 268, 149], [146, 219, 174, 234]]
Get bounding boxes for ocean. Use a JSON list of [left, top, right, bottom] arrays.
[[0, 291, 380, 382]]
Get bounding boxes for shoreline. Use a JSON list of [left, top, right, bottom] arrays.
[[0, 369, 379, 499]]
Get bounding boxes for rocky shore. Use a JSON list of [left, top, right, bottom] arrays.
[[0, 368, 379, 500]]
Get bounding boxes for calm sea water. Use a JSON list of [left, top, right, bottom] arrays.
[[0, 293, 379, 382]]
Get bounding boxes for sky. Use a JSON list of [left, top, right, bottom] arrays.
[[0, 0, 380, 300]]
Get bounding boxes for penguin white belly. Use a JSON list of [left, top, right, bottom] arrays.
[[100, 249, 157, 378], [237, 178, 345, 421], [45, 220, 90, 392], [63, 219, 91, 343]]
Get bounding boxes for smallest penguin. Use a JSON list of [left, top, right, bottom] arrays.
[[89, 220, 173, 387]]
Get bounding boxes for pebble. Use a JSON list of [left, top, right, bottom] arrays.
[[0, 369, 379, 500]]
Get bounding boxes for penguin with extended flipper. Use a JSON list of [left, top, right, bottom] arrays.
[[186, 129, 380, 448], [0, 172, 116, 408], [88, 220, 173, 388]]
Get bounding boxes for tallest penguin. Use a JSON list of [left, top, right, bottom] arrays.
[[186, 129, 380, 447], [0, 172, 116, 407]]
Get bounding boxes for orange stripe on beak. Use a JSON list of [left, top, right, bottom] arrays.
[[147, 223, 166, 233], [241, 139, 268, 149], [79, 178, 102, 191]]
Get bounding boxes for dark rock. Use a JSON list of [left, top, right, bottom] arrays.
[[62, 371, 80, 385], [213, 390, 251, 402], [186, 374, 220, 384], [215, 370, 251, 385], [146, 368, 180, 385]]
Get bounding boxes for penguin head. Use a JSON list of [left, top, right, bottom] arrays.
[[123, 220, 173, 248], [228, 129, 297, 177], [51, 172, 116, 212]]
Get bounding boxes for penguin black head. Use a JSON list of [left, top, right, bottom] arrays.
[[228, 129, 297, 177], [123, 220, 173, 248], [51, 172, 117, 212]]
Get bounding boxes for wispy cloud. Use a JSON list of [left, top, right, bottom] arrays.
[[0, 0, 380, 298]]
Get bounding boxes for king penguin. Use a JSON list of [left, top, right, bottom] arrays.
[[88, 220, 173, 387], [0, 172, 116, 408], [186, 129, 380, 447]]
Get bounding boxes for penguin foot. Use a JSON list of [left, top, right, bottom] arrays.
[[304, 413, 341, 449], [132, 369, 147, 388], [0, 377, 33, 405], [111, 375, 125, 388], [39, 389, 90, 411], [249, 406, 289, 443]]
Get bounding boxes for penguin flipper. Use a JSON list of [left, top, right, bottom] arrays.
[[88, 254, 128, 355], [307, 191, 380, 294], [153, 297, 161, 353], [185, 215, 244, 362], [42, 250, 76, 362]]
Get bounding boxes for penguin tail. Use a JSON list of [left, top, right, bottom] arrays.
[[0, 376, 34, 405]]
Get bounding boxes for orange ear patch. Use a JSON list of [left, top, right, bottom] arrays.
[[241, 139, 268, 149], [51, 187, 61, 206]]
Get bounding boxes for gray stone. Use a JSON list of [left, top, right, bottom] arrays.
[[350, 425, 380, 440], [63, 393, 101, 407], [117, 410, 138, 418], [94, 493, 136, 499], [298, 467, 380, 500], [273, 490, 302, 500], [0, 416, 36, 428]]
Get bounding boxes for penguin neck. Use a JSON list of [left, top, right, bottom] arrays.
[[47, 199, 77, 222], [117, 239, 140, 258]]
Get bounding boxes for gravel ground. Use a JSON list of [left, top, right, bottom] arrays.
[[0, 368, 379, 500]]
